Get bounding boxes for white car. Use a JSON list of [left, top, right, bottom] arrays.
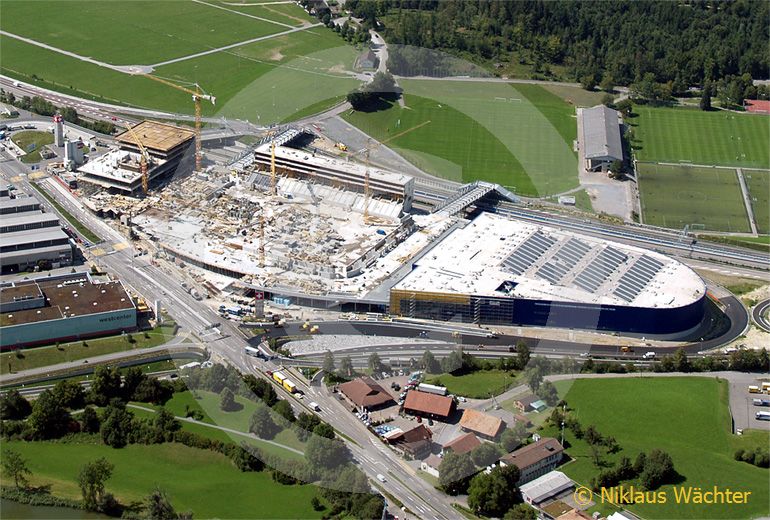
[[376, 474, 386, 482]]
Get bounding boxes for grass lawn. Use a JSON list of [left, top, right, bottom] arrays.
[[632, 106, 770, 169], [428, 369, 518, 399], [343, 80, 578, 196], [1, 322, 178, 375], [543, 377, 769, 519], [0, 441, 323, 519], [744, 170, 770, 234], [0, 0, 285, 65], [281, 95, 346, 124], [11, 130, 53, 164], [158, 390, 305, 451], [637, 163, 750, 232], [541, 84, 608, 108]]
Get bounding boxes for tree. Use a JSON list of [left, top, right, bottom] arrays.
[[322, 350, 336, 374], [615, 99, 633, 117], [633, 452, 647, 475], [700, 82, 712, 110], [338, 356, 354, 378], [539, 381, 559, 406], [100, 400, 134, 448], [500, 422, 527, 452], [306, 435, 349, 471], [220, 388, 237, 411], [313, 422, 335, 440], [609, 160, 624, 176], [143, 487, 180, 520], [52, 379, 85, 409], [89, 366, 122, 406], [122, 366, 147, 400], [295, 412, 321, 441], [673, 348, 691, 372], [28, 390, 71, 439], [132, 378, 173, 405], [516, 342, 530, 370], [601, 93, 615, 108], [467, 469, 514, 517], [367, 352, 385, 374], [0, 390, 32, 420], [80, 406, 101, 433], [421, 350, 441, 373], [600, 73, 615, 93], [1, 448, 31, 489], [438, 451, 475, 495], [78, 458, 114, 511], [249, 402, 279, 439], [153, 408, 180, 442], [503, 504, 537, 520], [640, 449, 675, 490], [471, 442, 501, 467], [272, 399, 296, 423], [526, 368, 543, 394]]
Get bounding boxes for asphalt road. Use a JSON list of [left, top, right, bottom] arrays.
[[752, 299, 770, 333]]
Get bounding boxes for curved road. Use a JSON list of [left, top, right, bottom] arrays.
[[753, 299, 770, 333]]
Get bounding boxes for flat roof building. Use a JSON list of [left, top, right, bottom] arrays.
[[520, 471, 574, 505], [0, 272, 137, 348], [390, 212, 706, 336], [580, 105, 623, 172], [254, 143, 415, 212]]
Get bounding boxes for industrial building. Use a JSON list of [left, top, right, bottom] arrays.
[[580, 105, 623, 172], [0, 272, 137, 348], [390, 212, 706, 335], [78, 121, 194, 194], [0, 194, 73, 273]]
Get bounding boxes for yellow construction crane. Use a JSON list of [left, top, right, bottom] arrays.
[[270, 141, 277, 196], [141, 75, 215, 172], [126, 123, 150, 195]]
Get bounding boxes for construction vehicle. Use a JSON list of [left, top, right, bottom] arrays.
[[141, 75, 215, 172], [335, 142, 348, 151], [310, 325, 319, 334], [125, 123, 151, 195]]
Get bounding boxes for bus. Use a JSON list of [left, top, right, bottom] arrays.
[[749, 385, 761, 394], [283, 379, 297, 393], [273, 371, 287, 384]]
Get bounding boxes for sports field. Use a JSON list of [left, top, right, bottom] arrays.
[[0, 441, 323, 518], [744, 170, 770, 234], [632, 106, 770, 169], [0, 1, 358, 124], [544, 377, 769, 520], [342, 80, 579, 196], [638, 163, 751, 232]]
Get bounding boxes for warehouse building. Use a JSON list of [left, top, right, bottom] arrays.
[[390, 212, 706, 336], [0, 272, 137, 349], [78, 121, 194, 194], [580, 105, 623, 172], [253, 142, 415, 212], [0, 194, 73, 273]]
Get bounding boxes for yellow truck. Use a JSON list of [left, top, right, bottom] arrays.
[[749, 385, 761, 394], [273, 371, 287, 384], [283, 379, 297, 393]]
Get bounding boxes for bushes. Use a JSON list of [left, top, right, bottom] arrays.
[[735, 448, 770, 468]]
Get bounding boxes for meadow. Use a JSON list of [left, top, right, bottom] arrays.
[[744, 170, 770, 235], [428, 369, 518, 398], [0, 441, 323, 519], [343, 80, 579, 196], [637, 163, 750, 232], [543, 377, 769, 520], [632, 106, 770, 169]]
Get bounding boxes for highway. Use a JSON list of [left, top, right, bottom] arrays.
[[753, 299, 770, 333]]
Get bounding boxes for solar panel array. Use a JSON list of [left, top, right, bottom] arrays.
[[501, 232, 556, 275], [612, 255, 664, 302], [573, 247, 628, 293], [535, 238, 592, 285]]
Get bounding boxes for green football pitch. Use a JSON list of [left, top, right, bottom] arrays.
[[744, 170, 770, 234], [638, 163, 751, 232], [342, 80, 579, 197], [632, 106, 770, 169]]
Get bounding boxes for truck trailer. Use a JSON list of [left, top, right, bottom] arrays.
[[418, 383, 448, 396]]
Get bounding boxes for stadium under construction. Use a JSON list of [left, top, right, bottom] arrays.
[[73, 125, 708, 337]]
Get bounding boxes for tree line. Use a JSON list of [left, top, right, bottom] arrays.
[[346, 0, 768, 87], [0, 89, 116, 135]]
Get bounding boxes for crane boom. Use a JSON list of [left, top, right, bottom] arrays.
[[141, 75, 215, 172], [126, 123, 150, 195]]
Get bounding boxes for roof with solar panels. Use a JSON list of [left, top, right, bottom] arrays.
[[392, 212, 705, 308]]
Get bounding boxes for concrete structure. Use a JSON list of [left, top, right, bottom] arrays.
[[442, 432, 481, 456], [79, 121, 194, 194], [580, 105, 623, 172], [0, 272, 137, 348], [253, 143, 415, 212], [459, 408, 505, 440], [338, 377, 395, 410], [403, 390, 456, 420], [390, 212, 706, 335], [500, 437, 564, 484], [0, 194, 72, 273], [519, 471, 574, 505], [64, 139, 85, 167], [53, 113, 64, 147]]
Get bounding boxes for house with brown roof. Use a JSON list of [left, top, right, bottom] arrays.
[[388, 424, 433, 459], [441, 432, 481, 456], [513, 394, 541, 413], [403, 390, 456, 420], [459, 409, 505, 440], [338, 377, 394, 411], [500, 437, 564, 484]]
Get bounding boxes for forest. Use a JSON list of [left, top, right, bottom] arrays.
[[346, 0, 769, 86]]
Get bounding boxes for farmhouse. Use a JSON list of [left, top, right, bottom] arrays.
[[442, 432, 481, 456], [500, 437, 564, 484], [403, 390, 456, 420], [338, 377, 394, 411], [459, 408, 505, 440], [580, 105, 623, 172]]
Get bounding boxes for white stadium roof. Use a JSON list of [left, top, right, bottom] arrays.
[[392, 213, 705, 309]]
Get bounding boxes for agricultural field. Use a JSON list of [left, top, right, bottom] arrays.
[[744, 170, 770, 234], [637, 163, 750, 232], [0, 1, 358, 124], [543, 377, 769, 520], [0, 441, 324, 519], [343, 80, 579, 196], [632, 106, 770, 169]]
